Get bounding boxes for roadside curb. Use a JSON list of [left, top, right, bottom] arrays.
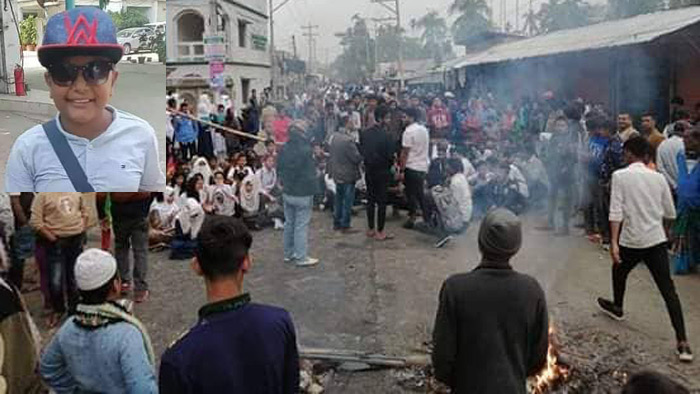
[[0, 91, 56, 118]]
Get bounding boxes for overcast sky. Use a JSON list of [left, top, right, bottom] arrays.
[[272, 0, 606, 63]]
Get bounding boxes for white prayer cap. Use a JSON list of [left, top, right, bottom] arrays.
[[74, 249, 117, 291]]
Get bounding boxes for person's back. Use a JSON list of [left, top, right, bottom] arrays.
[[43, 319, 155, 394], [432, 209, 548, 394], [159, 301, 297, 393]]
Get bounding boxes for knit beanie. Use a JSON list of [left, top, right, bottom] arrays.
[[478, 208, 522, 262]]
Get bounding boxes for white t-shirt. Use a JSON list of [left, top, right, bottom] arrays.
[[4, 107, 165, 192], [450, 173, 472, 223], [402, 122, 430, 173]]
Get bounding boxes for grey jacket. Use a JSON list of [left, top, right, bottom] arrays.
[[328, 131, 363, 184]]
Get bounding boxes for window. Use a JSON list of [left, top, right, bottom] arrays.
[[241, 79, 250, 104], [238, 20, 247, 48]]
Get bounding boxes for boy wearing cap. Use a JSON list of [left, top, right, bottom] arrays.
[[4, 8, 165, 192], [40, 248, 157, 394], [159, 215, 299, 393]]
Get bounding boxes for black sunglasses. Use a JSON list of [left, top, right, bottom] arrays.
[[48, 60, 114, 87]]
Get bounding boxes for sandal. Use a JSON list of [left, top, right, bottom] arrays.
[[374, 233, 395, 241]]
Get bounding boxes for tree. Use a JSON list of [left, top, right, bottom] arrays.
[[522, 9, 540, 36], [410, 11, 453, 65], [607, 0, 664, 18], [449, 0, 492, 46], [333, 14, 375, 82], [669, 0, 700, 8], [536, 0, 592, 33], [108, 9, 149, 30]]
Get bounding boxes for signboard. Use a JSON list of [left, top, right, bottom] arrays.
[[251, 34, 268, 51], [204, 35, 226, 60], [209, 60, 225, 90]]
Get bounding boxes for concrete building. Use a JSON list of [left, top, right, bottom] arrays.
[[166, 0, 270, 110]]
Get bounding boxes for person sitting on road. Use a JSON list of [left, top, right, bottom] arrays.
[[159, 215, 300, 394], [40, 249, 157, 394], [5, 8, 165, 192], [432, 208, 549, 394]]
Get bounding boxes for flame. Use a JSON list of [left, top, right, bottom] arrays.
[[529, 326, 570, 394]]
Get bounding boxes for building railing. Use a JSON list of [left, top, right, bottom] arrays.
[[177, 41, 205, 61]]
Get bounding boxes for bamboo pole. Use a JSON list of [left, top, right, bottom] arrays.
[[299, 347, 430, 368], [167, 109, 267, 142]]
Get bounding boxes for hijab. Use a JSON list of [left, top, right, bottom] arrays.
[[239, 174, 261, 214], [175, 198, 205, 239]]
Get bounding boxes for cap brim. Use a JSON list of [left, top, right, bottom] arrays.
[[38, 44, 123, 67]]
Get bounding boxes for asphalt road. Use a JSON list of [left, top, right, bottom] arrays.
[[23, 209, 700, 392], [0, 62, 165, 191]]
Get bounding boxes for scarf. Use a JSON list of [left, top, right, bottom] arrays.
[[75, 301, 155, 366], [239, 174, 261, 214], [189, 157, 213, 185], [175, 198, 205, 239]]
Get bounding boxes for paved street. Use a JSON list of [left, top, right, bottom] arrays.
[[0, 59, 165, 191], [23, 210, 700, 392]]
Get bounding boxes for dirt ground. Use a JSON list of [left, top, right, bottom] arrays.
[[24, 209, 700, 393]]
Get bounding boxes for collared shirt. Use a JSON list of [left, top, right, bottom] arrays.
[[618, 127, 640, 143], [4, 107, 165, 192], [609, 162, 676, 249], [656, 135, 685, 190]]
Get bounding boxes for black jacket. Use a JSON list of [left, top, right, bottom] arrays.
[[432, 262, 549, 394], [277, 134, 318, 197]]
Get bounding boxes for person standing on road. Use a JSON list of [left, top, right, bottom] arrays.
[[432, 208, 549, 394], [30, 192, 87, 328], [399, 107, 431, 230], [672, 124, 700, 274], [657, 121, 690, 199], [617, 112, 640, 143], [277, 122, 320, 267], [40, 249, 157, 394], [4, 8, 165, 192], [597, 136, 693, 363], [7, 193, 35, 291], [110, 192, 153, 303], [159, 215, 299, 394], [360, 105, 396, 241], [328, 114, 363, 232]]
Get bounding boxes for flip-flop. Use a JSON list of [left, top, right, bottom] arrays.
[[375, 234, 395, 241]]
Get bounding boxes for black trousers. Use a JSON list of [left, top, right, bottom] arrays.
[[404, 169, 428, 222], [613, 243, 687, 342], [43, 233, 84, 314], [366, 170, 389, 232], [181, 142, 197, 162]]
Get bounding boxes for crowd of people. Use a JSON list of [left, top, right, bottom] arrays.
[[0, 83, 698, 393]]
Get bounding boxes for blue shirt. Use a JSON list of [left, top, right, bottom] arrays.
[[4, 107, 165, 192], [173, 116, 198, 144], [159, 294, 300, 394], [40, 318, 157, 394], [588, 135, 609, 176]]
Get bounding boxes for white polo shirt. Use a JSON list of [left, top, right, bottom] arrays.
[[4, 107, 165, 192]]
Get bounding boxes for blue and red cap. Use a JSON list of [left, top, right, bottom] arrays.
[[38, 7, 124, 68]]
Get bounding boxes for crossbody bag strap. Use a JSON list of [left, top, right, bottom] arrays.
[[42, 119, 95, 192]]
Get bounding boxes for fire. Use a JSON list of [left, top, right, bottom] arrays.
[[529, 326, 570, 394]]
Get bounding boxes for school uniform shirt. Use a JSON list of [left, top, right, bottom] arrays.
[[609, 162, 676, 249], [4, 107, 165, 192]]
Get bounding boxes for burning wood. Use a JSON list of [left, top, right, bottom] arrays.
[[529, 326, 571, 394]]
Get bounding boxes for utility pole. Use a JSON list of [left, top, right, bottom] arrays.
[[302, 23, 319, 73], [516, 0, 520, 32], [269, 0, 276, 100], [292, 35, 297, 58], [370, 0, 404, 92]]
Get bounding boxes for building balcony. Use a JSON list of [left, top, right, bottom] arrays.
[[176, 41, 205, 61]]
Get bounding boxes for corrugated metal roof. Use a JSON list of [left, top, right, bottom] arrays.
[[452, 6, 700, 69]]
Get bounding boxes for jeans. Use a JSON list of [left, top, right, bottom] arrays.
[[548, 181, 573, 230], [283, 195, 313, 261], [366, 170, 389, 232], [333, 183, 355, 229], [613, 243, 687, 342], [113, 216, 149, 292], [44, 233, 84, 314], [404, 169, 428, 222], [8, 225, 35, 290]]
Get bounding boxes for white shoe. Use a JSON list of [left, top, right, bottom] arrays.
[[274, 219, 284, 230], [296, 257, 319, 267]]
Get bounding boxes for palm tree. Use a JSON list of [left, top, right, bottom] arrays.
[[449, 0, 492, 45], [411, 11, 451, 64], [607, 0, 664, 19], [537, 0, 592, 33], [522, 9, 539, 35]]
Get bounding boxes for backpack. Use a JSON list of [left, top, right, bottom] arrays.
[[431, 185, 464, 233]]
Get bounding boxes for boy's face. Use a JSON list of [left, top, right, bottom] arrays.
[[44, 55, 118, 126]]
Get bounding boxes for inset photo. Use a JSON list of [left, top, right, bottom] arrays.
[[1, 5, 165, 192]]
